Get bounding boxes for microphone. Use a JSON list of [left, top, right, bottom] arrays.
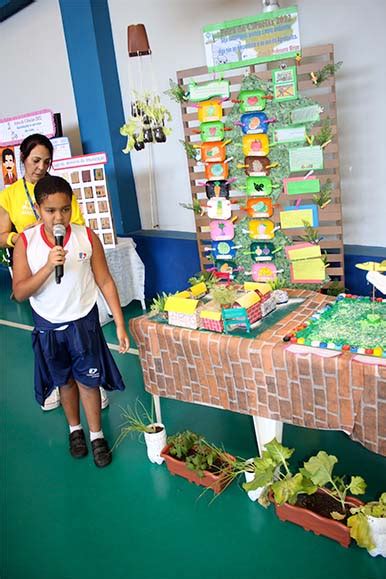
[[53, 224, 66, 284]]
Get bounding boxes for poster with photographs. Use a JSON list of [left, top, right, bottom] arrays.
[[51, 152, 116, 248]]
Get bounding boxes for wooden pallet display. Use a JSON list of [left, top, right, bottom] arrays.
[[176, 44, 345, 286]]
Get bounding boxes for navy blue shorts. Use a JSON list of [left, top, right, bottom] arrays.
[[31, 305, 125, 404]]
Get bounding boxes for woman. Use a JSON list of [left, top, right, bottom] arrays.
[[0, 133, 83, 248], [0, 133, 108, 411]]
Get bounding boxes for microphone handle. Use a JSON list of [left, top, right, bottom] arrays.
[[55, 235, 64, 284]]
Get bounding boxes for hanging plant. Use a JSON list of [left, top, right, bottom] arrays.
[[120, 91, 172, 152]]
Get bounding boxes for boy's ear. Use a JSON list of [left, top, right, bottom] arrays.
[[34, 203, 41, 217]]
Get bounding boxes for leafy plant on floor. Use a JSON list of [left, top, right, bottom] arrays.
[[300, 451, 367, 517], [347, 493, 386, 550], [243, 438, 317, 507], [113, 399, 158, 449]]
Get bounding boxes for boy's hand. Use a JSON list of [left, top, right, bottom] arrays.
[[46, 245, 67, 272], [116, 325, 130, 353]]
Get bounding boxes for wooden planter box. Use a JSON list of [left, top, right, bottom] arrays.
[[160, 445, 234, 494], [273, 490, 364, 548]]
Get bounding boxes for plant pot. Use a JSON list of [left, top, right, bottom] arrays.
[[244, 459, 264, 502], [367, 516, 386, 557], [273, 490, 364, 548], [143, 128, 153, 143], [153, 126, 166, 143], [144, 423, 167, 465], [133, 137, 145, 151], [160, 445, 235, 494]]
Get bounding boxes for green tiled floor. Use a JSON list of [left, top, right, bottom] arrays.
[[1, 269, 386, 579]]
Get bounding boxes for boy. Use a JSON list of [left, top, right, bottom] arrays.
[[12, 175, 129, 468]]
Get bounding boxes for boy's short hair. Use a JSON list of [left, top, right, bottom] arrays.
[[34, 175, 73, 205]]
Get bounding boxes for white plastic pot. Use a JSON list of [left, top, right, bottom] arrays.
[[143, 423, 167, 465], [244, 459, 264, 502], [367, 516, 386, 557]]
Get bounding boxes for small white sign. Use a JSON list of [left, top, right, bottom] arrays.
[[0, 109, 55, 146]]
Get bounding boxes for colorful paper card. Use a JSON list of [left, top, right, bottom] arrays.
[[197, 100, 222, 123], [280, 205, 319, 229], [189, 80, 230, 102], [291, 105, 322, 124], [272, 66, 298, 102], [285, 242, 321, 261], [242, 134, 269, 156], [200, 121, 224, 142], [289, 146, 324, 172], [290, 258, 325, 283], [239, 90, 266, 113], [273, 125, 306, 144], [283, 177, 320, 196]]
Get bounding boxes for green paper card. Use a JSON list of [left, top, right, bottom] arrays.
[[272, 66, 298, 102], [189, 80, 230, 102], [289, 146, 324, 172], [283, 177, 320, 195], [273, 125, 306, 144], [291, 105, 322, 124]]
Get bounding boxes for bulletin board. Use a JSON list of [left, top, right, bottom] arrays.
[[51, 152, 116, 248], [177, 44, 344, 287]]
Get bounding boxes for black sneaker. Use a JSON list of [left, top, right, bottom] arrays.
[[91, 438, 112, 468], [69, 430, 88, 458]]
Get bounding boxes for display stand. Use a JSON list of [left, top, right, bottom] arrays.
[[177, 44, 344, 287]]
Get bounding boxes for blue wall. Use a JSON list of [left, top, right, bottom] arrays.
[[129, 233, 386, 301]]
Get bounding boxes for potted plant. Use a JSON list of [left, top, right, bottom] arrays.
[[243, 439, 366, 547], [347, 493, 386, 557], [210, 283, 238, 309], [114, 399, 166, 465], [161, 431, 236, 494], [148, 291, 175, 320], [268, 277, 289, 305]]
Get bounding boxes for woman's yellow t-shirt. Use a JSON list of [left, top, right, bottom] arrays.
[[0, 178, 85, 233]]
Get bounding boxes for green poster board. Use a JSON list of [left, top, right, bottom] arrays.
[[203, 7, 301, 72]]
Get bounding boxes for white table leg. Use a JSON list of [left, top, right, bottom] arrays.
[[252, 415, 283, 456], [153, 394, 162, 424]]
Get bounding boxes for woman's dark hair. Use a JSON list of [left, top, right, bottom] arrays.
[[34, 175, 73, 205], [19, 133, 53, 163]]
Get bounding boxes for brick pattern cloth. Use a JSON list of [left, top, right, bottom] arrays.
[[130, 291, 386, 456]]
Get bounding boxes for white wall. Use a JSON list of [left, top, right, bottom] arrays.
[[1, 0, 385, 246], [0, 0, 82, 155], [109, 0, 386, 246]]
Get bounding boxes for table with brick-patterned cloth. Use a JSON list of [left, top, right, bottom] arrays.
[[130, 290, 386, 456]]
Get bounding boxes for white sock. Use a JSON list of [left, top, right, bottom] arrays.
[[90, 430, 104, 442], [69, 424, 83, 433]]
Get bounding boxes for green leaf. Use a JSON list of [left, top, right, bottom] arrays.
[[264, 439, 294, 468], [349, 476, 367, 496], [271, 473, 304, 505], [347, 513, 375, 550], [302, 451, 337, 486]]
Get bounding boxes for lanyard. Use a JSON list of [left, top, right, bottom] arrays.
[[23, 178, 40, 220]]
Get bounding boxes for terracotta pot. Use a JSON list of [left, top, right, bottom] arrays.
[[160, 445, 235, 494], [127, 24, 151, 57], [273, 489, 364, 548]]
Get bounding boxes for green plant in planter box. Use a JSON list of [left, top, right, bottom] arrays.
[[347, 493, 386, 551], [149, 291, 175, 318], [167, 431, 236, 479], [300, 451, 367, 517]]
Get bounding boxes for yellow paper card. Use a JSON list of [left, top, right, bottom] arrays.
[[291, 258, 325, 283], [285, 243, 321, 261], [280, 208, 316, 229]]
